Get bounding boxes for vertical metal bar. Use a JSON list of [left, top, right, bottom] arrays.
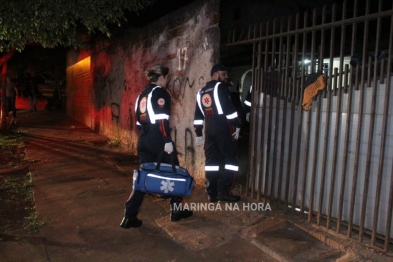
[[327, 0, 346, 230], [300, 11, 308, 86], [264, 66, 274, 202], [292, 12, 299, 103], [270, 18, 285, 200], [285, 74, 296, 206], [247, 41, 257, 197], [264, 19, 277, 201], [336, 0, 358, 227], [301, 6, 326, 213], [348, 0, 369, 238], [257, 22, 270, 199], [251, 42, 262, 199], [309, 8, 317, 75], [317, 67, 333, 226], [308, 4, 336, 224], [256, 67, 265, 200], [278, 71, 289, 202], [329, 3, 336, 95], [360, 0, 382, 242], [291, 75, 303, 213], [254, 41, 264, 200], [291, 10, 309, 212], [383, 5, 393, 251], [308, 69, 324, 222], [317, 5, 331, 225], [278, 16, 292, 203], [284, 14, 299, 207]]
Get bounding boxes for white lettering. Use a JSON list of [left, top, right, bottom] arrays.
[[173, 203, 183, 211], [265, 203, 272, 211], [225, 203, 240, 211], [174, 202, 271, 212], [243, 202, 250, 211]]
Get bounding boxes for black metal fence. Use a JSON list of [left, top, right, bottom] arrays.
[[226, 0, 393, 253]]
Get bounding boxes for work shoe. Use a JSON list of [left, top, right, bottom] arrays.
[[170, 209, 193, 222], [208, 195, 218, 202], [120, 216, 142, 229], [217, 194, 241, 202]]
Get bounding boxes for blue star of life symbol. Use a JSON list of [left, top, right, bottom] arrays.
[[160, 179, 175, 193]]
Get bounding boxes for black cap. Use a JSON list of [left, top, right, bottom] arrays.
[[211, 63, 227, 76]]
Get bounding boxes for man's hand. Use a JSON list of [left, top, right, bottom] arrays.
[[195, 136, 204, 146], [232, 128, 240, 140], [164, 142, 174, 154]]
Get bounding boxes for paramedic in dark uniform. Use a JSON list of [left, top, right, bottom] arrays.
[[194, 63, 242, 202], [120, 64, 192, 229], [244, 86, 252, 122]]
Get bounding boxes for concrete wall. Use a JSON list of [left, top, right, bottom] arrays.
[[66, 0, 221, 185]]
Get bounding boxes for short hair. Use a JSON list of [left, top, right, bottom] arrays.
[[211, 63, 227, 76], [145, 64, 169, 82]]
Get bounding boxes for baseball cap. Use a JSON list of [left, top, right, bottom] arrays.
[[211, 63, 227, 76]]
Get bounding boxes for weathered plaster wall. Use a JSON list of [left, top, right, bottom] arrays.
[[66, 0, 220, 185]]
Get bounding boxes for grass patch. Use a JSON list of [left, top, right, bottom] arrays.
[[0, 133, 27, 170], [0, 172, 44, 232], [108, 137, 120, 147], [24, 213, 46, 231], [0, 134, 45, 233]]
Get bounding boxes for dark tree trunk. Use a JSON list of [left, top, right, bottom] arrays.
[[0, 49, 15, 132]]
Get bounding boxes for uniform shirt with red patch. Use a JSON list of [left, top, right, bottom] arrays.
[[193, 80, 241, 137], [135, 84, 172, 142]]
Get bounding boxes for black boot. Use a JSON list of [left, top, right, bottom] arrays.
[[170, 203, 193, 222], [120, 216, 142, 229], [217, 194, 241, 202]]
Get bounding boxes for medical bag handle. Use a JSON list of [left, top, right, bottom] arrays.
[[155, 151, 177, 173]]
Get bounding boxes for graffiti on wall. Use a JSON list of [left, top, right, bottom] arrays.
[[173, 127, 196, 167], [177, 47, 188, 71], [168, 77, 195, 99], [184, 128, 195, 166], [202, 37, 209, 50]]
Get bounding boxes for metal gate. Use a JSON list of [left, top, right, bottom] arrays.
[[226, 0, 393, 252]]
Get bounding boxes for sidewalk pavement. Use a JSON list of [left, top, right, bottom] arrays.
[[1, 109, 392, 262]]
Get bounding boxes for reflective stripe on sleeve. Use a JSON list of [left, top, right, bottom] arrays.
[[226, 112, 238, 119], [154, 113, 170, 120], [244, 100, 251, 106], [213, 82, 223, 114], [194, 120, 203, 125], [196, 90, 205, 117], [205, 166, 220, 171], [147, 86, 160, 124], [225, 164, 239, 171]]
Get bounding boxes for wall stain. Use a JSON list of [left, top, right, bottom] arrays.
[[111, 103, 120, 123]]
